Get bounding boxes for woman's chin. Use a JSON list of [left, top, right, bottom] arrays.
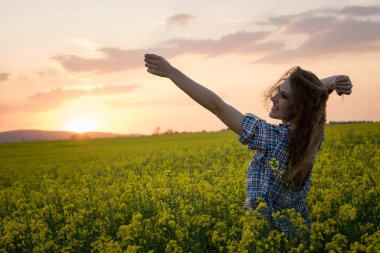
[[269, 112, 277, 119]]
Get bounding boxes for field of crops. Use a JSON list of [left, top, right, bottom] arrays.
[[0, 123, 379, 252]]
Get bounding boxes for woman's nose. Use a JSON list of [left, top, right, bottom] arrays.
[[272, 92, 280, 102]]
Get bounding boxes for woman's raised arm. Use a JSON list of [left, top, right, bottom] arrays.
[[144, 54, 244, 134]]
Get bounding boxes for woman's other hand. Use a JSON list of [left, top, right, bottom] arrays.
[[334, 75, 353, 96]]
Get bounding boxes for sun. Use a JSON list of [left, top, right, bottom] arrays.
[[64, 117, 98, 133]]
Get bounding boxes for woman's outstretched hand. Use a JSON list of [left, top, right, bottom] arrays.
[[334, 75, 353, 96], [144, 54, 173, 78]]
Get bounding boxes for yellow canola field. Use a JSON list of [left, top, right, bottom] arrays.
[[0, 123, 379, 252]]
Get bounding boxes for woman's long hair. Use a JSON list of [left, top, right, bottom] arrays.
[[265, 67, 329, 189]]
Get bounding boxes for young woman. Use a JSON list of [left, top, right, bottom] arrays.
[[144, 54, 353, 234]]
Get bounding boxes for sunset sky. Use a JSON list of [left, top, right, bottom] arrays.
[[1, 0, 379, 135]]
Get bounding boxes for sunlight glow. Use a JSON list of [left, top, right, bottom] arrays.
[[64, 117, 98, 133]]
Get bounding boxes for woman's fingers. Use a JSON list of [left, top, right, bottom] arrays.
[[145, 63, 157, 69], [144, 58, 158, 65], [336, 83, 353, 95], [144, 54, 160, 71], [145, 63, 161, 76], [144, 54, 168, 77], [335, 75, 349, 82], [145, 54, 164, 64], [334, 75, 353, 96], [144, 53, 160, 59], [147, 68, 166, 77], [335, 84, 353, 91], [144, 54, 166, 69], [337, 90, 352, 95], [144, 54, 172, 78]]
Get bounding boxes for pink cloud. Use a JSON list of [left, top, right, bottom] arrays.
[[108, 98, 191, 108], [0, 84, 140, 114], [257, 9, 380, 63], [91, 84, 139, 95], [53, 48, 146, 72], [166, 14, 195, 26], [339, 5, 380, 16], [29, 88, 87, 102], [52, 4, 380, 69], [0, 73, 11, 81], [162, 31, 281, 57], [53, 30, 280, 72]]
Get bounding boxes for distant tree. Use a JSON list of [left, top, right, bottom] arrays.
[[165, 129, 174, 134], [153, 127, 160, 135], [328, 120, 375, 124]]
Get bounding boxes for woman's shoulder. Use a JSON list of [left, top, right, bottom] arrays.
[[243, 113, 289, 131], [240, 113, 289, 151], [244, 112, 261, 120]]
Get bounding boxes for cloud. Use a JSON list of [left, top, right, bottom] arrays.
[[269, 15, 336, 35], [0, 84, 140, 114], [0, 73, 11, 81], [0, 85, 82, 115], [166, 14, 196, 26], [53, 5, 380, 69], [53, 48, 146, 72], [339, 5, 380, 16], [91, 84, 139, 95], [53, 30, 282, 72], [108, 98, 192, 109], [256, 6, 380, 63], [162, 31, 282, 57], [29, 88, 87, 102]]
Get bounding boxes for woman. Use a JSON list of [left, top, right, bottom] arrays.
[[144, 54, 353, 234]]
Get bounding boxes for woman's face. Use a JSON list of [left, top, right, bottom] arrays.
[[269, 80, 295, 122]]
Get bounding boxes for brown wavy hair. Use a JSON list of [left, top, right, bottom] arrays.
[[265, 67, 329, 189]]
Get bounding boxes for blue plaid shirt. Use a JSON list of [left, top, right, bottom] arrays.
[[238, 113, 321, 234]]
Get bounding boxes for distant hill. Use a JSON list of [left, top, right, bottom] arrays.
[[0, 130, 141, 143]]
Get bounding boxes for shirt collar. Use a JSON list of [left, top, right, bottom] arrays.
[[280, 121, 291, 128]]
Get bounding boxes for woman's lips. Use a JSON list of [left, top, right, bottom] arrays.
[[271, 106, 279, 112]]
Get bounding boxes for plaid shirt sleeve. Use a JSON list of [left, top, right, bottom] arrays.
[[238, 113, 270, 151]]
